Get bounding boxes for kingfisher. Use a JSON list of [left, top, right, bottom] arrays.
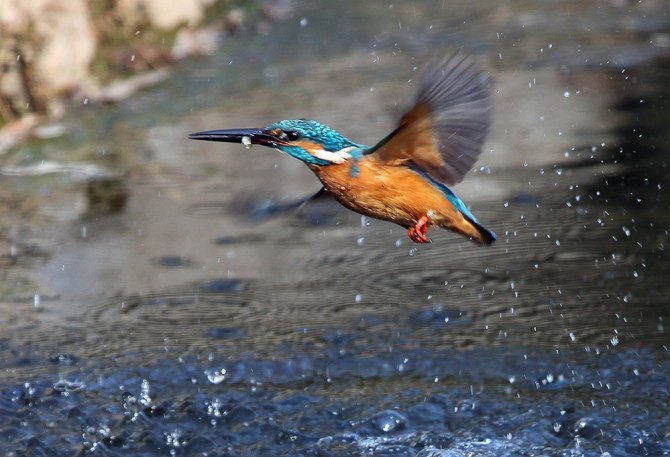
[[189, 51, 496, 245]]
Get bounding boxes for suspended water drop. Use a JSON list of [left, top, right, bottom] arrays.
[[206, 398, 224, 417], [371, 410, 407, 433], [139, 379, 151, 406], [205, 368, 227, 384], [165, 429, 186, 448]]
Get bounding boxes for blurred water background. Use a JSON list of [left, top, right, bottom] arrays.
[[0, 1, 668, 455]]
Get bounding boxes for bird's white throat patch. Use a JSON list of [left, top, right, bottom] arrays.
[[312, 146, 356, 164]]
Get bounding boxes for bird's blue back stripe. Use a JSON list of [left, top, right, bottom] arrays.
[[409, 167, 478, 222]]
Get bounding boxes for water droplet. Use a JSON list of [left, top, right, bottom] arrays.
[[140, 379, 151, 405], [205, 368, 227, 384], [206, 398, 225, 417], [355, 294, 362, 303], [622, 226, 631, 236], [53, 379, 85, 396], [564, 91, 570, 97], [371, 410, 407, 433]]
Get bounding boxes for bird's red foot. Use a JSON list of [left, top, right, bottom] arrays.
[[407, 215, 432, 243]]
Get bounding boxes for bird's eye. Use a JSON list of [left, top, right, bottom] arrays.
[[286, 131, 301, 141]]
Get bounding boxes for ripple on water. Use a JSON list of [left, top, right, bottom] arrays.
[[151, 256, 195, 267]]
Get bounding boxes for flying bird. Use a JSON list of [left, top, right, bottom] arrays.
[[190, 51, 496, 245]]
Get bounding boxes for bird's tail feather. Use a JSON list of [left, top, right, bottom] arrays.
[[461, 213, 496, 245]]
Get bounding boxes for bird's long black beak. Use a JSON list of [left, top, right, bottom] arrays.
[[188, 128, 286, 148]]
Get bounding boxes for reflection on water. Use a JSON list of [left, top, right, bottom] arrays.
[[1, 1, 669, 455]]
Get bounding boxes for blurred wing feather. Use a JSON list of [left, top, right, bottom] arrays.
[[368, 51, 492, 186]]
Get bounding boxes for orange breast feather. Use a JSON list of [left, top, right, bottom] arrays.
[[310, 158, 465, 230]]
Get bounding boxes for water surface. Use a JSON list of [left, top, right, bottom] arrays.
[[1, 1, 669, 455]]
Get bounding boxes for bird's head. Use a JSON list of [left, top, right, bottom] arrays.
[[189, 119, 363, 166]]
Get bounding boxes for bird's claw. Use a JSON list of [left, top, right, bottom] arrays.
[[407, 215, 431, 243]]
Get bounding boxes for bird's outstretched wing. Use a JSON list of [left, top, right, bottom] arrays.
[[366, 51, 491, 186]]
